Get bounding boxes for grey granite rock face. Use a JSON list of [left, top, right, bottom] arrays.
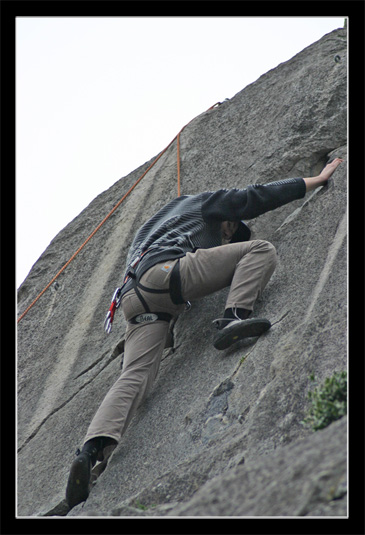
[[17, 28, 347, 518], [165, 416, 347, 517]]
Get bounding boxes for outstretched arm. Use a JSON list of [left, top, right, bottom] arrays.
[[303, 158, 343, 192], [202, 158, 343, 222]]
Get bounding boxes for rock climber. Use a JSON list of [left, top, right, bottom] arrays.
[[65, 157, 343, 509]]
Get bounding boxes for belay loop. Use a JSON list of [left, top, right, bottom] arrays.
[[104, 287, 122, 333]]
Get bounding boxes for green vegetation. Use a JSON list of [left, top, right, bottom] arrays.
[[302, 371, 347, 431], [134, 499, 156, 511], [134, 499, 148, 510]]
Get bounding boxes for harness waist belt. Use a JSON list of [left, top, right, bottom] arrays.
[[129, 312, 173, 325]]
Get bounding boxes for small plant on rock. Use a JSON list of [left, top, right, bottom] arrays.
[[302, 371, 347, 431]]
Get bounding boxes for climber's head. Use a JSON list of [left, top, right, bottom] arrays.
[[222, 220, 252, 244], [221, 221, 239, 243]]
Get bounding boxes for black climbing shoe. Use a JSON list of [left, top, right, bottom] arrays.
[[65, 450, 93, 509], [213, 317, 271, 350]]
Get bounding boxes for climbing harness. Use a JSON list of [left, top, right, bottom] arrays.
[[104, 252, 149, 333], [17, 102, 221, 325], [104, 256, 191, 333]]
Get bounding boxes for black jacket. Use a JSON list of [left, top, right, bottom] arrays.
[[123, 177, 306, 284]]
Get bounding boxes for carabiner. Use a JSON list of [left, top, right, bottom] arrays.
[[104, 287, 122, 333], [104, 310, 112, 334], [111, 287, 122, 305]]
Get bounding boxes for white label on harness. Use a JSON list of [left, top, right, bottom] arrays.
[[135, 313, 158, 323], [161, 264, 172, 273]]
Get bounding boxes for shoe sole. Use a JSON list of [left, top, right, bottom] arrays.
[[213, 318, 271, 350], [66, 453, 91, 509]]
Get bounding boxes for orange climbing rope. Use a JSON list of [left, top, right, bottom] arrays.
[[17, 102, 221, 324]]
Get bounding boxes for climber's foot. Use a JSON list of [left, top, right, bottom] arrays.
[[65, 451, 92, 509], [213, 317, 271, 350]]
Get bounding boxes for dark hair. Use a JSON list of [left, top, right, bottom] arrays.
[[230, 221, 251, 243]]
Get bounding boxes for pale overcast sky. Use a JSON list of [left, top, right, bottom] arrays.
[[16, 16, 345, 288]]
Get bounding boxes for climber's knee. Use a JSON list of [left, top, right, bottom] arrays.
[[265, 241, 277, 265], [251, 239, 277, 264]]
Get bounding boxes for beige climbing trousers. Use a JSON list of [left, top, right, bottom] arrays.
[[84, 239, 277, 444]]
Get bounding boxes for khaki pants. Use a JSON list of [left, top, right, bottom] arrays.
[[84, 240, 277, 444]]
